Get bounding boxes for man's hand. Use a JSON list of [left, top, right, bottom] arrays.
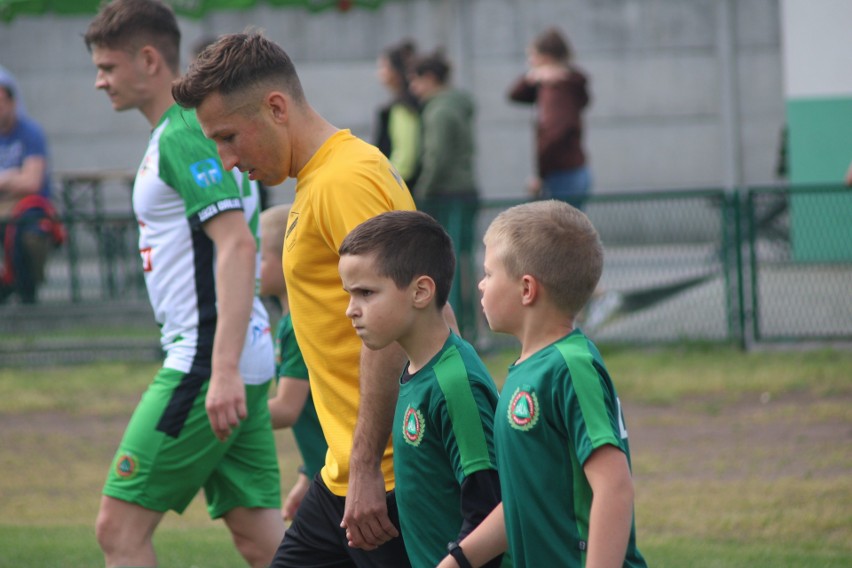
[[206, 370, 247, 441], [340, 467, 399, 550]]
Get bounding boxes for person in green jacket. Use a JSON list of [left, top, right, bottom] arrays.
[[410, 49, 479, 340]]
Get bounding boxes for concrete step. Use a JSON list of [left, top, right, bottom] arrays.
[[1, 300, 156, 334], [0, 300, 161, 367], [0, 336, 162, 367]]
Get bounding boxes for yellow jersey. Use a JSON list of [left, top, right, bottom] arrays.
[[283, 129, 415, 496]]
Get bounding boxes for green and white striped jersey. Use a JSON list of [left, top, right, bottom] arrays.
[[133, 104, 273, 384]]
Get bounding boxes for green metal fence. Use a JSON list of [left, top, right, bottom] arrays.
[[2, 183, 850, 365], [745, 184, 852, 344], [469, 185, 851, 349], [473, 190, 740, 349]]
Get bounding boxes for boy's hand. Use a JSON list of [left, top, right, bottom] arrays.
[[283, 472, 311, 521]]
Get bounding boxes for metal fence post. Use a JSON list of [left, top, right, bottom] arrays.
[[61, 179, 81, 302], [746, 188, 760, 344], [731, 189, 748, 350]]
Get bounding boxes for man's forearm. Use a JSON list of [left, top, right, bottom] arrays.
[[350, 343, 407, 470], [212, 238, 255, 374], [206, 211, 257, 376]]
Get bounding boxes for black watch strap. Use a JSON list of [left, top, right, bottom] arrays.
[[447, 541, 474, 568]]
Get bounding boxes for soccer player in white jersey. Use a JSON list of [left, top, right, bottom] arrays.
[[84, 1, 285, 566]]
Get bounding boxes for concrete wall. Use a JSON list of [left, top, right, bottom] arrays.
[[0, 0, 784, 211]]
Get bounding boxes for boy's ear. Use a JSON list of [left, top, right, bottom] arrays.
[[412, 275, 436, 308], [520, 274, 539, 306]]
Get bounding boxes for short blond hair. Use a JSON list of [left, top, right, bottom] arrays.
[[260, 203, 291, 257], [484, 200, 602, 316]]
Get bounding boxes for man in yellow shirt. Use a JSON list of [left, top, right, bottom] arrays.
[[173, 32, 417, 567]]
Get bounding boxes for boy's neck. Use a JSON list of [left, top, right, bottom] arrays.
[[515, 305, 575, 363], [399, 310, 451, 374]]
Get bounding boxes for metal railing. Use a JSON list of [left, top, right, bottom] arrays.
[[471, 185, 851, 349], [745, 184, 852, 344], [2, 181, 850, 363]]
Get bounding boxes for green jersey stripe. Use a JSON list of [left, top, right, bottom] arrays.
[[434, 345, 494, 476], [556, 337, 620, 449]]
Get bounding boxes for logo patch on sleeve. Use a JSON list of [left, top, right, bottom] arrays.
[[402, 405, 426, 447], [507, 387, 540, 431], [190, 159, 224, 188]]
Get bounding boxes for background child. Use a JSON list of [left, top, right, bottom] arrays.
[[259, 204, 327, 521], [438, 199, 646, 568], [338, 210, 504, 568]]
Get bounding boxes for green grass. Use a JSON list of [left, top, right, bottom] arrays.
[[1, 345, 851, 567], [0, 361, 155, 415], [0, 526, 245, 567]]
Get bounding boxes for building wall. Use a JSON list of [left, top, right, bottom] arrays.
[[780, 0, 852, 261], [0, 0, 784, 210]]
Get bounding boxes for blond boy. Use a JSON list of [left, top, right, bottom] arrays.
[[438, 200, 646, 568]]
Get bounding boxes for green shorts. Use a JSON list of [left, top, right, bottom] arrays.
[[103, 367, 281, 518]]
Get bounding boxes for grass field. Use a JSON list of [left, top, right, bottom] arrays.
[[1, 344, 851, 567]]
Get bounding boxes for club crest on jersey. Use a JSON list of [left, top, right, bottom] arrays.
[[190, 158, 223, 188], [402, 405, 425, 447], [115, 452, 138, 479], [507, 387, 540, 431]]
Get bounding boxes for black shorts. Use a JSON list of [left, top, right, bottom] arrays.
[[271, 474, 411, 568]]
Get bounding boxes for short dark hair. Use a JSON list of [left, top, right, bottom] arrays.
[[412, 49, 451, 85], [172, 31, 305, 109], [339, 210, 456, 309], [84, 0, 181, 74]]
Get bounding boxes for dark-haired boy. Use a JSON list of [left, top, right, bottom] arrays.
[[339, 210, 504, 568]]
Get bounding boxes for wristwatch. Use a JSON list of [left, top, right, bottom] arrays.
[[447, 541, 473, 568]]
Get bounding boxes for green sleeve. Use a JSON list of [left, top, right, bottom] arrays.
[[158, 108, 243, 220], [434, 346, 497, 480]]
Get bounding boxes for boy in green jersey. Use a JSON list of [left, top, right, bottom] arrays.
[[338, 210, 504, 568], [437, 200, 646, 568], [259, 204, 328, 521]]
